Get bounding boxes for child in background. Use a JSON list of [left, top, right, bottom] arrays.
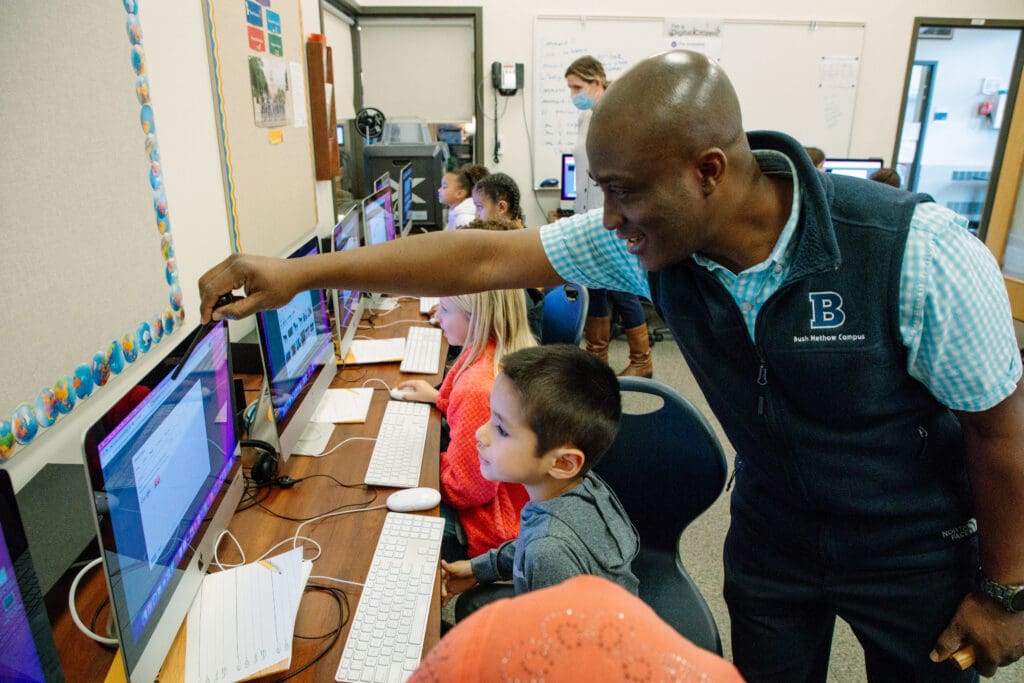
[[472, 172, 524, 227], [397, 289, 536, 561], [438, 163, 489, 230], [464, 174, 545, 339], [441, 345, 638, 623], [805, 145, 826, 170], [869, 167, 902, 188]]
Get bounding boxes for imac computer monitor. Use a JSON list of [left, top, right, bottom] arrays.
[[81, 320, 244, 682], [256, 236, 337, 459], [0, 469, 64, 682], [822, 158, 884, 180], [399, 162, 414, 237], [332, 205, 365, 361], [560, 153, 577, 201], [373, 172, 391, 193], [362, 185, 397, 247]]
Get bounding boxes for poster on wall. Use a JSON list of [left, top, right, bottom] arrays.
[[249, 55, 291, 128]]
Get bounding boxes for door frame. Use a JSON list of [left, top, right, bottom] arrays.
[[891, 17, 1024, 241]]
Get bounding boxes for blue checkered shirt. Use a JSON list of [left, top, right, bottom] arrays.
[[540, 152, 1020, 412]]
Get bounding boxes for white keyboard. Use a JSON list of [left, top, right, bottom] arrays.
[[364, 400, 430, 488], [335, 512, 444, 683], [399, 326, 442, 375], [418, 297, 439, 315]]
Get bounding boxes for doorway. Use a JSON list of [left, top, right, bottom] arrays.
[[892, 19, 1023, 237]]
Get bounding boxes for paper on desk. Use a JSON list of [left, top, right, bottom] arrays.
[[370, 296, 401, 312], [185, 548, 311, 682], [343, 338, 405, 365], [291, 421, 334, 456], [311, 387, 373, 423]]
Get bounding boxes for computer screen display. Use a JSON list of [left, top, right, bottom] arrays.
[[81, 320, 243, 682], [0, 470, 64, 682], [256, 236, 336, 458], [336, 123, 345, 147], [362, 186, 397, 247], [822, 158, 884, 180], [332, 206, 364, 360], [373, 172, 391, 193], [561, 153, 577, 201], [399, 162, 414, 237]]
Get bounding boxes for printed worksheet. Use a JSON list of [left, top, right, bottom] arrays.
[[185, 548, 311, 682]]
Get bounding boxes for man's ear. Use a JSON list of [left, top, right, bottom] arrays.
[[546, 446, 585, 480], [696, 147, 727, 196]]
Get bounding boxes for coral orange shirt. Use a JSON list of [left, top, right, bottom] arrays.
[[436, 341, 528, 557]]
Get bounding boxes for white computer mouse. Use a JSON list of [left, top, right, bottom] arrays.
[[390, 387, 414, 400], [386, 487, 441, 512]]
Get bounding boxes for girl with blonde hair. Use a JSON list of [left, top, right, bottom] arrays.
[[397, 288, 536, 560]]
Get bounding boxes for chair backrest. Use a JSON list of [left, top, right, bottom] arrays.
[[540, 283, 588, 345], [595, 376, 728, 653], [595, 376, 728, 551]]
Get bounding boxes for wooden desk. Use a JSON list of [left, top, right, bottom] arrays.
[[52, 298, 446, 682]]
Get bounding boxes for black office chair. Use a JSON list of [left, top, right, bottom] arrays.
[[594, 376, 728, 654], [540, 283, 588, 346]]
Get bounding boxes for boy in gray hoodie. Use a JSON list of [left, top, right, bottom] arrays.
[[441, 344, 639, 622]]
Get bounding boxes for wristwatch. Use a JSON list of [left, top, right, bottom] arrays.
[[978, 576, 1024, 612]]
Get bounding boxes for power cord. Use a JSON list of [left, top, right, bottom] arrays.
[[69, 557, 119, 646], [271, 585, 349, 682], [520, 92, 549, 222]]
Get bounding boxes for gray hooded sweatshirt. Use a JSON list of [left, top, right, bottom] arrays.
[[469, 471, 639, 594]]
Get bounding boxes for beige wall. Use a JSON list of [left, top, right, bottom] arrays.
[[357, 0, 1024, 226]]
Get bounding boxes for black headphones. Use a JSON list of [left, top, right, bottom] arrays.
[[240, 439, 279, 486]]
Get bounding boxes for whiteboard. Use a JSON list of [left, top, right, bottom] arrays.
[[532, 15, 865, 188]]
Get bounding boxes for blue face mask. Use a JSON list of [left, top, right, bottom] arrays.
[[572, 92, 595, 111]]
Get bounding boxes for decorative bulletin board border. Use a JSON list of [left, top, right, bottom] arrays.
[[0, 0, 184, 460]]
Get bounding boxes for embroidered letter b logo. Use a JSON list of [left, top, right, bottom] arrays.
[[809, 292, 845, 329]]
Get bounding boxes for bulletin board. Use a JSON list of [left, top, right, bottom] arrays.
[[204, 0, 317, 258], [0, 1, 185, 460], [532, 15, 865, 188]]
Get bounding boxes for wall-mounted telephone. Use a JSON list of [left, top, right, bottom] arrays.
[[491, 62, 524, 96]]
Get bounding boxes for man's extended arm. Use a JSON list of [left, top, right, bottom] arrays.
[[199, 226, 562, 323]]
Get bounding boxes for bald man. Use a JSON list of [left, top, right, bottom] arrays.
[[200, 51, 1024, 681]]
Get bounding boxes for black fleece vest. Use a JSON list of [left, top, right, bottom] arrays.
[[652, 132, 972, 562]]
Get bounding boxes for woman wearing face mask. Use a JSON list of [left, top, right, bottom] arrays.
[[564, 56, 653, 378]]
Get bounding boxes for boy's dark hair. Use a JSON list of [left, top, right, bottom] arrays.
[[869, 167, 901, 188], [453, 163, 490, 194], [474, 172, 523, 222], [500, 345, 621, 474], [804, 146, 825, 167]]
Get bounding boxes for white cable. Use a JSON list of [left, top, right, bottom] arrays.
[[212, 528, 246, 571], [68, 557, 120, 646], [366, 303, 401, 318], [361, 378, 392, 392], [309, 575, 365, 588], [317, 435, 376, 458], [357, 319, 433, 330], [255, 535, 323, 564], [292, 505, 387, 555]]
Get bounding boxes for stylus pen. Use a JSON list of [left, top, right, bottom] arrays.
[[170, 294, 237, 380]]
